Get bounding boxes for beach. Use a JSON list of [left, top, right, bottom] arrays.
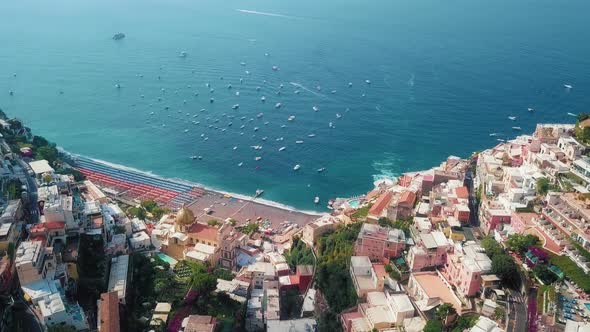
[[71, 154, 321, 229]]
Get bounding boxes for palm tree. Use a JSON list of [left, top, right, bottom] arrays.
[[435, 303, 457, 327]]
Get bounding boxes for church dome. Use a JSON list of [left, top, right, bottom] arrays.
[[175, 205, 195, 226]]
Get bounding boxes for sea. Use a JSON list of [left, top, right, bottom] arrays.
[[1, 0, 589, 211]]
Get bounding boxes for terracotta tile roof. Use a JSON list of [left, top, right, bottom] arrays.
[[99, 291, 120, 332], [398, 175, 412, 187], [365, 189, 381, 202], [398, 191, 416, 206], [455, 186, 469, 199], [369, 191, 393, 216], [188, 223, 218, 242], [184, 315, 216, 332]]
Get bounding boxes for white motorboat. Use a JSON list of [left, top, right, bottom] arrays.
[[508, 116, 516, 120], [190, 155, 197, 160], [288, 116, 295, 121], [528, 107, 534, 112], [312, 106, 319, 112], [564, 84, 573, 89], [275, 102, 282, 109], [279, 147, 286, 152], [233, 146, 238, 150], [295, 140, 304, 144], [308, 134, 316, 138], [314, 196, 320, 204], [365, 79, 371, 84], [255, 156, 262, 161], [293, 164, 301, 171], [238, 162, 243, 167], [257, 113, 264, 118], [512, 126, 522, 131], [261, 96, 266, 102], [232, 104, 240, 110], [317, 167, 326, 173]]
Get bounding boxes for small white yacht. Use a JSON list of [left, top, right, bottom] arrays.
[[254, 127, 259, 131], [564, 84, 573, 89], [233, 146, 238, 150], [317, 167, 326, 173], [365, 79, 371, 84], [261, 96, 266, 102], [308, 134, 316, 138], [293, 164, 301, 171], [236, 91, 240, 96], [508, 116, 516, 121], [190, 155, 197, 160], [279, 147, 286, 152], [275, 102, 282, 109], [336, 113, 342, 119], [184, 129, 189, 133], [281, 125, 287, 128], [288, 116, 295, 121], [179, 51, 188, 57], [227, 84, 232, 89], [238, 162, 243, 167], [257, 113, 264, 118], [489, 133, 498, 137], [255, 156, 262, 161], [232, 104, 240, 110], [312, 106, 319, 112], [567, 112, 577, 117], [348, 82, 353, 87], [295, 140, 304, 144], [512, 126, 522, 131], [240, 125, 246, 129], [314, 197, 320, 204], [528, 108, 535, 112]]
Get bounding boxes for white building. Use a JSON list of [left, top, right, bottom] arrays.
[[15, 240, 56, 285], [107, 255, 129, 304], [39, 292, 89, 330], [129, 231, 151, 251]]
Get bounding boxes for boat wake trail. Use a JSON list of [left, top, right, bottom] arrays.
[[289, 82, 326, 98], [236, 9, 297, 19]]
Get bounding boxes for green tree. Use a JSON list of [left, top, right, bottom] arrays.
[[506, 234, 540, 254], [207, 219, 219, 226], [481, 236, 504, 259], [32, 135, 49, 148], [36, 144, 59, 164], [127, 206, 147, 220], [492, 254, 518, 286], [435, 303, 457, 326], [536, 177, 551, 196], [493, 307, 506, 321], [140, 200, 158, 212], [451, 315, 479, 332], [424, 319, 444, 332], [240, 223, 259, 235]]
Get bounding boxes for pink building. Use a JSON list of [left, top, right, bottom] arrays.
[[441, 243, 492, 298], [407, 231, 452, 271], [479, 200, 511, 235], [354, 223, 406, 262]]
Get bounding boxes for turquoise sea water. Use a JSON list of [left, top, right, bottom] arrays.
[[1, 0, 589, 211]]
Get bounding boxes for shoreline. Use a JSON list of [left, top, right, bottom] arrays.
[[63, 149, 325, 217]]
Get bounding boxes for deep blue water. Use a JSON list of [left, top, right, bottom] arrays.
[[1, 0, 589, 211]]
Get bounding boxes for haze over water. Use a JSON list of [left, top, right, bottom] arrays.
[[1, 0, 589, 210]]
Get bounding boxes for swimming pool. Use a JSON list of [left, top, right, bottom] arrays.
[[157, 253, 178, 266], [585, 303, 590, 311], [348, 199, 360, 208]]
